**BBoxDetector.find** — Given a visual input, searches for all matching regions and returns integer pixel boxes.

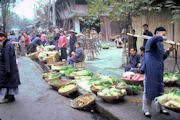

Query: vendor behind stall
[68,42,84,66]
[131,46,145,74]
[28,34,42,53]
[125,48,140,72]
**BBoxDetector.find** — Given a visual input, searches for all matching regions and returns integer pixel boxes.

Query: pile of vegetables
[126,85,142,95]
[48,72,61,80]
[58,83,77,93]
[60,65,73,70]
[71,70,93,76]
[158,88,180,108]
[75,95,95,107]
[164,72,178,83]
[122,72,144,81]
[64,68,75,77]
[98,88,126,96]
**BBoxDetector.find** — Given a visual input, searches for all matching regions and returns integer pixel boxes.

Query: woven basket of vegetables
[58,83,78,96]
[158,88,180,113]
[28,52,38,60]
[46,72,62,82]
[97,88,127,102]
[42,72,57,79]
[71,93,96,110]
[48,80,72,91]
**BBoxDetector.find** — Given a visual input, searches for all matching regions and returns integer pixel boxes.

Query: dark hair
[0,32,7,38]
[154,27,166,34]
[36,34,40,37]
[75,42,81,47]
[140,46,145,52]
[143,24,148,27]
[60,30,64,34]
[130,47,137,52]
[132,29,135,33]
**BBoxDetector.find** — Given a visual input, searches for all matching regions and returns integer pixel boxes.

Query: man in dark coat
[0,32,21,103]
[143,27,173,118]
[68,30,77,57]
[143,24,153,47]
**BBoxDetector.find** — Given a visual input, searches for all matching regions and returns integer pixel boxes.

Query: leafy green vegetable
[64,68,75,76]
[49,72,61,79]
[60,65,73,70]
[127,85,142,95]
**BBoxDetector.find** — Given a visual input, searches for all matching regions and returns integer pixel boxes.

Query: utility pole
[48,0,51,29]
[52,0,56,27]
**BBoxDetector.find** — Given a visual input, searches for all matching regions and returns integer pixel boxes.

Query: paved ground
[0,57,94,120]
[86,47,180,120]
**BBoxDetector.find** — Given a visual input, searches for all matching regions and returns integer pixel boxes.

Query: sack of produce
[58,83,78,96]
[158,88,180,113]
[71,93,96,110]
[28,52,38,60]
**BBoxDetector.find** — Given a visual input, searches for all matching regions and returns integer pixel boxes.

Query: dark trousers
[69,46,76,57]
[26,45,30,54]
[60,48,67,61]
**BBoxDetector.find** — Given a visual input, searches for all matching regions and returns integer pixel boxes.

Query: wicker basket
[45,75,61,82]
[161,104,180,113]
[115,85,127,90]
[71,93,96,110]
[97,90,127,102]
[58,83,78,96]
[42,72,57,79]
[90,85,103,94]
[123,79,143,86]
[48,80,72,91]
[28,52,38,60]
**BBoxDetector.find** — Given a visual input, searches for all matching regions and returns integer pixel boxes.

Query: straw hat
[76,33,84,37]
[67,29,77,34]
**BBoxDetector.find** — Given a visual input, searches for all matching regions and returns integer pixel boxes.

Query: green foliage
[86,0,180,23]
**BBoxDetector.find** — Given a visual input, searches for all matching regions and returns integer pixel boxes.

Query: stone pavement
[86,47,180,120]
[0,57,94,120]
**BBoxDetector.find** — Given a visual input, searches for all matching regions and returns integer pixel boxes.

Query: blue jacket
[69,35,77,47]
[0,40,21,87]
[75,47,84,63]
[31,37,41,47]
[144,35,169,100]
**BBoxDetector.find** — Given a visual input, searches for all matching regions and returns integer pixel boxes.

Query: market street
[0,57,94,120]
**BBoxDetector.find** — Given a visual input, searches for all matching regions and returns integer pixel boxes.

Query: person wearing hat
[0,32,21,103]
[68,30,77,57]
[58,31,67,61]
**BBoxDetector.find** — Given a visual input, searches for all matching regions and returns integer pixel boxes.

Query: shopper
[0,32,21,103]
[143,27,173,118]
[18,32,26,56]
[24,32,30,53]
[68,30,77,57]
[58,31,67,61]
